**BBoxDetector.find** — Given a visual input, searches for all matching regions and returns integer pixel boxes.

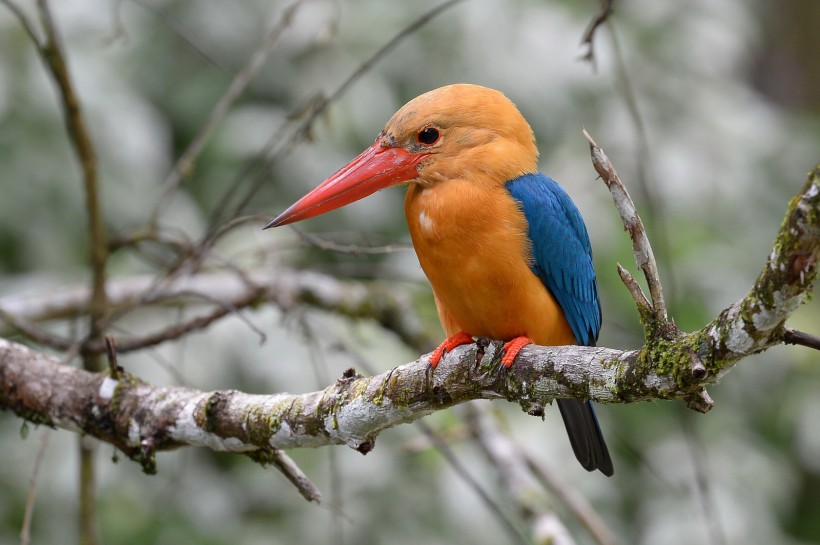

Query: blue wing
[505,173,601,347]
[506,174,613,477]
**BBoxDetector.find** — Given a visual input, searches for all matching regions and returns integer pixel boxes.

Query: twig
[579,0,614,68]
[0,306,75,351]
[36,0,109,346]
[616,263,651,317]
[127,0,226,71]
[148,0,463,295]
[414,419,530,545]
[20,430,50,545]
[106,287,265,353]
[152,0,307,225]
[254,448,323,503]
[0,0,43,45]
[584,129,670,329]
[607,22,678,308]
[468,404,588,545]
[523,448,618,545]
[32,13,110,534]
[104,335,121,379]
[0,267,433,354]
[783,328,820,350]
[680,412,727,545]
[171,289,267,345]
[292,227,412,255]
[214,0,465,225]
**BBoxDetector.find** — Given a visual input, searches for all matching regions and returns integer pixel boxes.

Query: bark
[1,165,817,477]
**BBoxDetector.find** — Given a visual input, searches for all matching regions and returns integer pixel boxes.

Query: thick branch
[1,168,817,474]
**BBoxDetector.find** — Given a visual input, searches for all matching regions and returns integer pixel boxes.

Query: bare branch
[0,0,43,46]
[0,267,433,354]
[783,327,820,350]
[215,0,466,225]
[584,129,670,330]
[36,0,109,344]
[523,448,618,545]
[579,0,614,68]
[251,448,323,504]
[154,0,307,223]
[292,227,413,255]
[468,404,586,545]
[414,419,529,545]
[20,430,50,545]
[616,263,651,319]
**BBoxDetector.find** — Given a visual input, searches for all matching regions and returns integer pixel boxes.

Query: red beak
[265,141,429,229]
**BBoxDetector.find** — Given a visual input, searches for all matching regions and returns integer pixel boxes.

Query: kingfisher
[267,84,613,476]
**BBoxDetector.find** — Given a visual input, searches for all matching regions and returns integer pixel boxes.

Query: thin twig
[36,0,109,346]
[607,22,679,310]
[263,449,323,503]
[149,0,463,293]
[584,129,669,328]
[523,449,618,545]
[292,227,412,255]
[468,404,590,545]
[31,13,111,537]
[19,429,50,545]
[0,306,75,351]
[415,419,530,545]
[216,0,465,225]
[579,0,614,68]
[616,263,651,316]
[103,287,265,353]
[127,0,226,71]
[0,0,43,45]
[680,412,727,545]
[104,335,121,379]
[152,0,307,225]
[171,289,267,344]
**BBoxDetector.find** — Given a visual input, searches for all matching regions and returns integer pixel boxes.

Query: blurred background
[0,0,818,544]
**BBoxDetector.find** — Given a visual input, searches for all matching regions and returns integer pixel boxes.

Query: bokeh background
[0,0,819,544]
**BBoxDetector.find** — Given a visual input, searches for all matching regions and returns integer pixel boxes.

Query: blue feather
[505,173,601,346]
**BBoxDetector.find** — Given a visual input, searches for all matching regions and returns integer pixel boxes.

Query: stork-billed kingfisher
[267,84,613,476]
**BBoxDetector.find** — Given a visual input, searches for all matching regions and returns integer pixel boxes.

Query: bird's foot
[501,336,533,368]
[428,331,474,369]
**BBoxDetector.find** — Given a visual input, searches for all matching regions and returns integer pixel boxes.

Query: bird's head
[266,84,538,228]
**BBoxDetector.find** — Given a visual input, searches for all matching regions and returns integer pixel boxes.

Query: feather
[506,173,613,476]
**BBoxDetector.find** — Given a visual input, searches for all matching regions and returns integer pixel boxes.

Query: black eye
[417,127,440,145]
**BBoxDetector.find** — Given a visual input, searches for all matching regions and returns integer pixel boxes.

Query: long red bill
[265,142,428,229]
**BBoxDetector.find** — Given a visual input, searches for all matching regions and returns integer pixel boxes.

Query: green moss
[108,371,144,415]
[246,448,277,467]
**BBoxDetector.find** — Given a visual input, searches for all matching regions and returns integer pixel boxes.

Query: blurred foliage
[0,0,818,544]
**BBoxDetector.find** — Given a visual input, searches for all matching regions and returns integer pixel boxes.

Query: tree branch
[585,129,670,330]
[2,154,817,464]
[0,267,433,353]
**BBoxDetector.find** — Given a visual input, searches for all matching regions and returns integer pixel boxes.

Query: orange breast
[405,180,576,346]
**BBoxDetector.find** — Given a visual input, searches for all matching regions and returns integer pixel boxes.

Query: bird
[266,84,613,476]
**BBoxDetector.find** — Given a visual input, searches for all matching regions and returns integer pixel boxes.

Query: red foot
[428,331,474,368]
[501,336,533,368]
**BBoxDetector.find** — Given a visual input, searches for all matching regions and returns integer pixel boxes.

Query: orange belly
[405,180,576,346]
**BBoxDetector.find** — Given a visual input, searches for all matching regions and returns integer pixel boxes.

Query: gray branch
[1,164,817,486]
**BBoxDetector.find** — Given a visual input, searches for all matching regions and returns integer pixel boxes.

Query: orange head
[266,84,539,228]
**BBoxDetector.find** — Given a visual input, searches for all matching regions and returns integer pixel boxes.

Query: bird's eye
[417,127,440,145]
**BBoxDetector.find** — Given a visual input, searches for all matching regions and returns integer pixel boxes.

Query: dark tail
[557,398,613,476]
